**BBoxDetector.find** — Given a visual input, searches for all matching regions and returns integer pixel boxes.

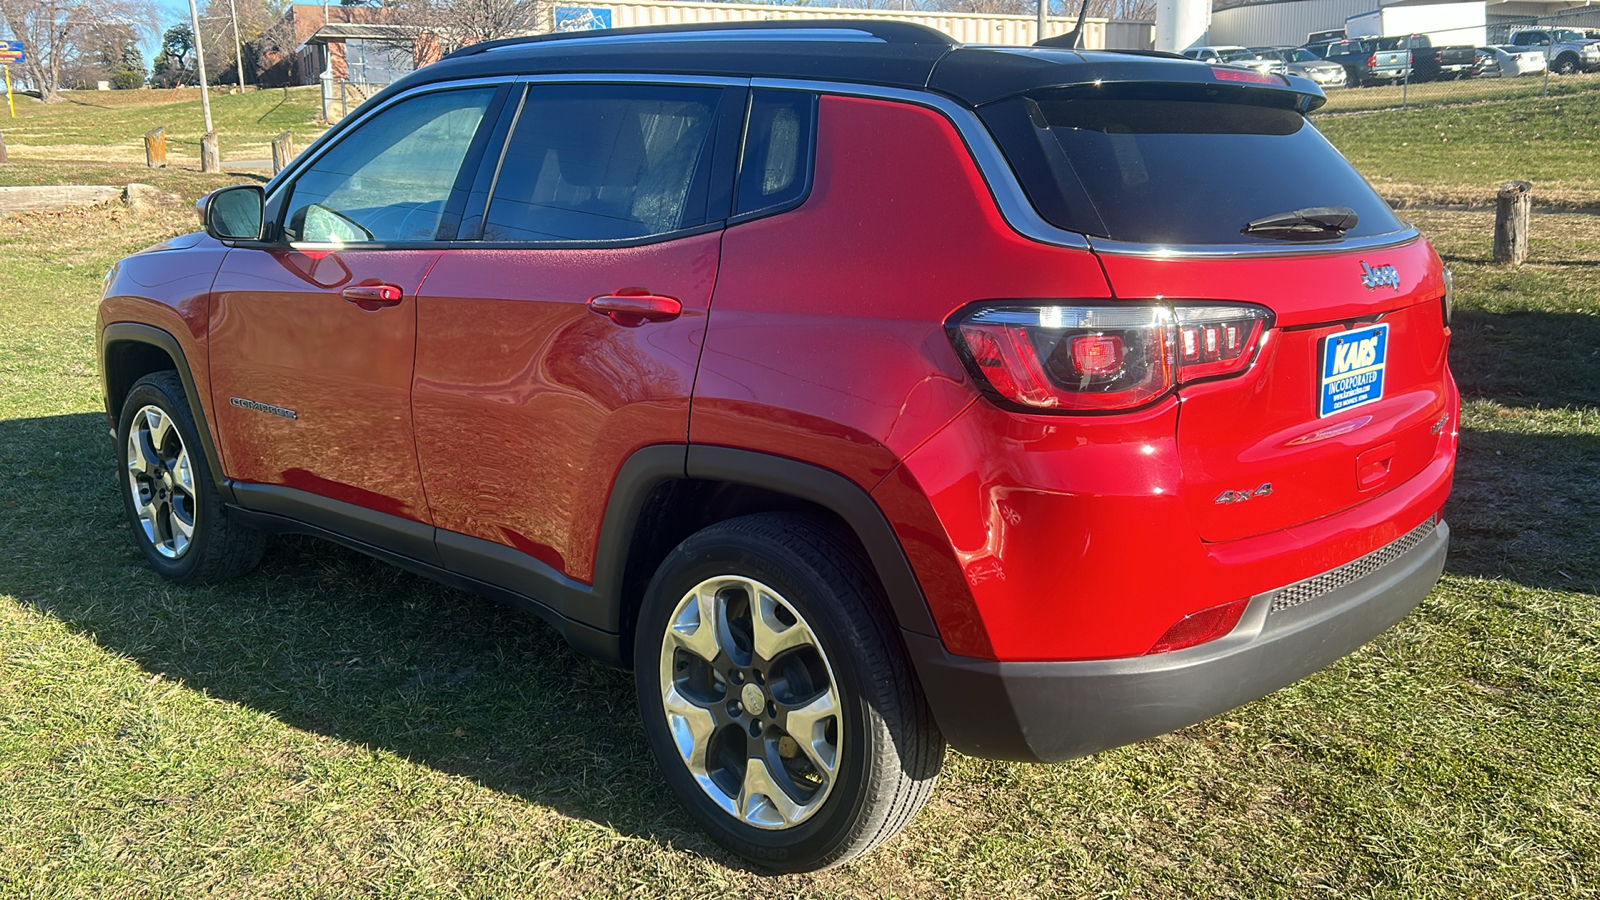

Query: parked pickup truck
[1305,37,1411,86]
[1378,34,1477,81]
[1510,28,1600,74]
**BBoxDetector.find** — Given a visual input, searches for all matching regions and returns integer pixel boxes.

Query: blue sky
[145,0,203,60]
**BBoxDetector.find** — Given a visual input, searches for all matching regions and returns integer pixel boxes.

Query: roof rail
[445,19,960,59]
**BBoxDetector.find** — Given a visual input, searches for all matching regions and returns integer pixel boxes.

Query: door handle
[342,283,403,311]
[588,289,682,327]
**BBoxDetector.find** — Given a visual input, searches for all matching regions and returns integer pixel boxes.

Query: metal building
[574,1,1156,50]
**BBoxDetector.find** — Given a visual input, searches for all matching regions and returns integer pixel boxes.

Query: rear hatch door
[977,77,1452,542]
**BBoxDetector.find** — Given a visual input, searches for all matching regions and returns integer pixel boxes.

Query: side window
[282,87,495,244]
[734,90,815,218]
[482,83,723,242]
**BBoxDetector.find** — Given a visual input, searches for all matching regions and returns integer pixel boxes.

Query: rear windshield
[981,87,1404,246]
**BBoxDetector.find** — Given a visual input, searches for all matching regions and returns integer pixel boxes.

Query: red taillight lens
[1070,334,1124,375]
[951,303,1271,412]
[1211,65,1279,85]
[1367,54,1378,67]
[1174,305,1271,382]
[954,305,1173,411]
[1147,597,1250,654]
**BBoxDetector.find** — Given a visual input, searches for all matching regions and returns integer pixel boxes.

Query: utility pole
[228,0,248,90]
[188,0,217,171]
[1037,0,1048,43]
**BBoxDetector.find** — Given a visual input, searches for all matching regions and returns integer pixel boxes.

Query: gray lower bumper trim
[907,520,1449,762]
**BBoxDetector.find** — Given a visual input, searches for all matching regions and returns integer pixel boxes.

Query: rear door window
[981,87,1404,246]
[482,83,724,242]
[734,89,816,218]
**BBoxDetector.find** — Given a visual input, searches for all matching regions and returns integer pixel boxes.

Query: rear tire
[117,371,266,584]
[633,512,944,872]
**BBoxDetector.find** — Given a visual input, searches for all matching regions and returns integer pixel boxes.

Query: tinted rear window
[982,89,1404,245]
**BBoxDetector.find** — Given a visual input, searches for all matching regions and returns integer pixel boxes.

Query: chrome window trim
[280,73,1424,260]
[753,77,1423,260]
[1088,229,1422,259]
[518,73,752,87]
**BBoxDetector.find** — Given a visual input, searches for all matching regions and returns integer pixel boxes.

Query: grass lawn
[1,85,1598,897]
[1316,69,1600,115]
[0,86,326,194]
[1316,83,1600,208]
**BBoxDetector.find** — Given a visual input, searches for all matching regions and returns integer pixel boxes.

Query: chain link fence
[1297,10,1600,114]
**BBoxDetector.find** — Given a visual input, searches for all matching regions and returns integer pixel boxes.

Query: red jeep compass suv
[99,21,1457,871]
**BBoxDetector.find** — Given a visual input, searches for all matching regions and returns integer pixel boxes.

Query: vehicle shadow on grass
[1443,306,1600,594]
[0,412,736,867]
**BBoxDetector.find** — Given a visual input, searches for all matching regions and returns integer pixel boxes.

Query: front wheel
[1555,54,1579,75]
[634,513,944,871]
[117,371,266,584]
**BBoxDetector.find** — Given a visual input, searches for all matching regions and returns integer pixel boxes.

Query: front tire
[634,513,943,872]
[117,371,266,584]
[1555,54,1579,75]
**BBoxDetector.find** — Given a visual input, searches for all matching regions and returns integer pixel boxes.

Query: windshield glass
[981,88,1405,245]
[1218,48,1257,61]
[1287,49,1319,62]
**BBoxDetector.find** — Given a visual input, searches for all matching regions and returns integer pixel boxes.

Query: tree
[0,0,155,102]
[197,0,279,87]
[150,22,192,88]
[388,0,545,53]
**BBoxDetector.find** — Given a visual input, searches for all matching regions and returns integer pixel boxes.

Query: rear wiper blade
[1242,206,1358,239]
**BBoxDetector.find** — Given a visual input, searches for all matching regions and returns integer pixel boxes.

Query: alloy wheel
[125,404,197,559]
[657,575,843,829]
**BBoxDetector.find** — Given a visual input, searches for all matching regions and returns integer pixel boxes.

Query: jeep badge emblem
[1360,261,1400,291]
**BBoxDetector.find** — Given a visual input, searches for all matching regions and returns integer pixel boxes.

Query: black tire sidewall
[116,376,217,582]
[633,529,884,870]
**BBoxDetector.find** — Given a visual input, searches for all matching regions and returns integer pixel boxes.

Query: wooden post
[144,127,166,168]
[200,130,219,173]
[1493,180,1532,266]
[0,132,7,165]
[271,130,293,174]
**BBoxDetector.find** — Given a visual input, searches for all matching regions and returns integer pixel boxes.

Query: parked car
[100,20,1457,872]
[1251,45,1350,88]
[1181,44,1279,74]
[1305,37,1413,86]
[1510,28,1600,74]
[1475,44,1548,78]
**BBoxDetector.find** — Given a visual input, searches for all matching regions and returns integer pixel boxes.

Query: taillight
[1211,66,1279,85]
[950,303,1272,413]
[1367,54,1377,68]
[1440,265,1454,328]
[1174,305,1271,382]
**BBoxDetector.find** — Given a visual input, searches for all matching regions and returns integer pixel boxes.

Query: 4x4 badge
[1360,261,1400,291]
[1215,483,1273,505]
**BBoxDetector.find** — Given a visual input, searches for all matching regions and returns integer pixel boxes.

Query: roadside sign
[553,8,612,32]
[0,42,18,118]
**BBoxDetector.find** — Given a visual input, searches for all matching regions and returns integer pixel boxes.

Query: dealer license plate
[1319,323,1388,418]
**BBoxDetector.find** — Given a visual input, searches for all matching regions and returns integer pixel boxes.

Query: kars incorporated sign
[0,41,24,64]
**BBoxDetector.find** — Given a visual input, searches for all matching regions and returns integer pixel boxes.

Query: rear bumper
[907,519,1448,763]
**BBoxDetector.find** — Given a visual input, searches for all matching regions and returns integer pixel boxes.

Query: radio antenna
[1035,0,1092,49]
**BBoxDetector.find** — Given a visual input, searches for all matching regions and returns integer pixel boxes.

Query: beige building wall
[598,1,1155,50]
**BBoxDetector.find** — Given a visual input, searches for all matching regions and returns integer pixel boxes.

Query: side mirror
[199,184,266,241]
